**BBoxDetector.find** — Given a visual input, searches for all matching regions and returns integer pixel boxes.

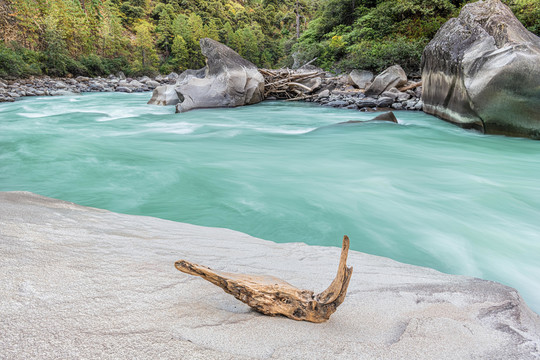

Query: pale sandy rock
[365,65,407,97]
[139,76,152,84]
[147,85,180,106]
[299,76,322,93]
[128,80,143,88]
[146,80,160,89]
[349,69,374,89]
[317,89,330,98]
[0,191,539,359]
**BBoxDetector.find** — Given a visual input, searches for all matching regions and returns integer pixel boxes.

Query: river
[1,92,539,313]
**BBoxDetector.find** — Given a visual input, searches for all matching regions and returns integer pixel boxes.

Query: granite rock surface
[174,38,265,113]
[365,65,407,97]
[421,0,540,138]
[1,191,539,359]
[147,85,180,106]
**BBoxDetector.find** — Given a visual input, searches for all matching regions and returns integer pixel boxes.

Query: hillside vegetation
[292,0,540,74]
[1,0,538,78]
[0,0,318,77]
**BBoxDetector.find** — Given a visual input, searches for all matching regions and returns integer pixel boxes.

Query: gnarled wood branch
[175,236,353,323]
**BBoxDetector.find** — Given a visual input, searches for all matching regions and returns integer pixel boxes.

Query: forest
[1,0,539,78]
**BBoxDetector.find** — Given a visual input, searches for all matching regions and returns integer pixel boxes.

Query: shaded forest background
[1,0,539,78]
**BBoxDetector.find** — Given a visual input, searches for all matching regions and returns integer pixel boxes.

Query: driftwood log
[398,81,422,92]
[175,236,353,323]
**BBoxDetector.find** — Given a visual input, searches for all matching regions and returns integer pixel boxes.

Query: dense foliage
[0,0,318,77]
[292,0,540,74]
[1,0,539,78]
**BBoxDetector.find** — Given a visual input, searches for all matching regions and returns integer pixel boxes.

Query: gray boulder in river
[147,85,180,106]
[170,38,264,113]
[421,0,540,138]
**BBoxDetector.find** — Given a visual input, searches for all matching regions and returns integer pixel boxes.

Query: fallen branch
[175,235,353,323]
[398,81,422,92]
[285,94,315,102]
[299,57,318,68]
[288,82,312,92]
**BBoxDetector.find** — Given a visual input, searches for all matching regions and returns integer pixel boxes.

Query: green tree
[204,19,221,42]
[170,35,189,70]
[156,9,174,55]
[235,26,259,64]
[221,21,236,47]
[100,0,130,57]
[133,20,158,73]
[120,1,145,26]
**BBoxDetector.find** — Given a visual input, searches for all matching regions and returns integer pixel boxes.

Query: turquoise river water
[1,92,539,313]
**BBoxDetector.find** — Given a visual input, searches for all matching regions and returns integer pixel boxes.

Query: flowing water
[1,92,539,313]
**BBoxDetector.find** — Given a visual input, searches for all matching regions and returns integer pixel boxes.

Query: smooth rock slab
[0,191,539,359]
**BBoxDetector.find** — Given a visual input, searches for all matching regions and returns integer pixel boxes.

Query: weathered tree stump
[175,236,353,323]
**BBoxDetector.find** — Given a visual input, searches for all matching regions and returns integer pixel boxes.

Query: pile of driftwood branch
[259,68,324,101]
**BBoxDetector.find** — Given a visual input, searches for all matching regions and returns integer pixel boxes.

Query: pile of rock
[307,65,424,112]
[0,73,173,103]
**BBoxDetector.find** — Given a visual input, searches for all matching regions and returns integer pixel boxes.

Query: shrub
[102,56,130,75]
[44,52,88,77]
[79,54,107,76]
[340,37,428,74]
[0,43,42,78]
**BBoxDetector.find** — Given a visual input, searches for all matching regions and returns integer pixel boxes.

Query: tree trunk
[296,0,300,39]
[142,48,146,69]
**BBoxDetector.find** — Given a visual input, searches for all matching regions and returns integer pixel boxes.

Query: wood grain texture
[175,236,353,323]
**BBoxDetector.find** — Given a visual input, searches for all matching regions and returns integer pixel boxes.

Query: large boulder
[421,0,540,138]
[147,85,180,106]
[364,65,407,97]
[349,69,374,89]
[174,38,264,113]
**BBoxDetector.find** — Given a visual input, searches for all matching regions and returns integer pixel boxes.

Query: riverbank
[293,67,423,112]
[0,73,174,102]
[309,85,423,112]
[1,191,539,359]
[0,67,424,113]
